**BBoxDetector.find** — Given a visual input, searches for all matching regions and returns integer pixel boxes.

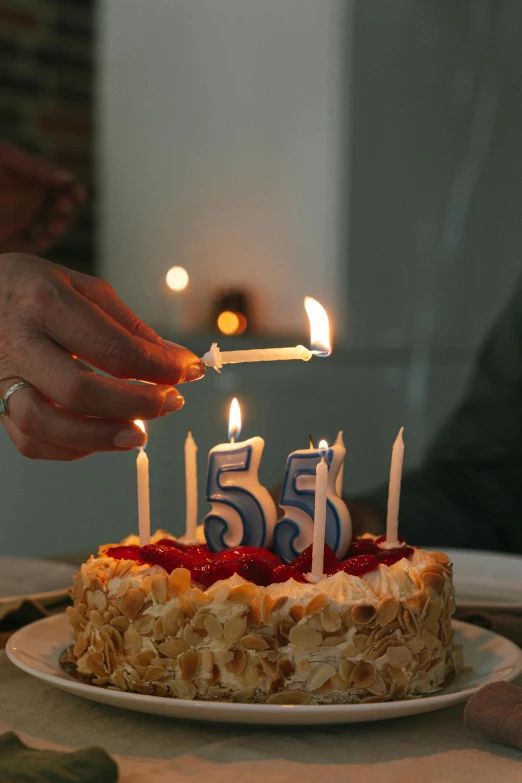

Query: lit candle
[384,427,405,547]
[184,429,198,543]
[273,438,351,563]
[135,420,150,546]
[204,398,277,552]
[311,442,329,580]
[202,297,331,372]
[334,430,344,496]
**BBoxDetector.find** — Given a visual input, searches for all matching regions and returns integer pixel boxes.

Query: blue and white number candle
[204,398,277,552]
[273,436,351,564]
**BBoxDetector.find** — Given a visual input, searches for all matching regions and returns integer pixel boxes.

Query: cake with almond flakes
[65,531,461,704]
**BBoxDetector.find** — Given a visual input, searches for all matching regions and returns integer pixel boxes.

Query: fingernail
[185,361,206,383]
[113,428,146,449]
[161,389,185,414]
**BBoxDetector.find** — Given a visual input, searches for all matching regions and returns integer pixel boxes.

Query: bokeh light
[166,266,189,291]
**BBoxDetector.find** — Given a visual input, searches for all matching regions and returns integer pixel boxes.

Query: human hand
[0,143,85,254]
[0,253,206,460]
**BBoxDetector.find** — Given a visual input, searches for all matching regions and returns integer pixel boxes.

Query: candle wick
[308,433,314,448]
[230,435,235,444]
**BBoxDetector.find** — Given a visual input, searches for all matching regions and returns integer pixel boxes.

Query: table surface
[0,636,521,783]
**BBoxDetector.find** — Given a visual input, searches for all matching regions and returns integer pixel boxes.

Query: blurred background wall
[1,0,521,557]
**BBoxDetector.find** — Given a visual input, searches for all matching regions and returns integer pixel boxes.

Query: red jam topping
[105,537,415,588]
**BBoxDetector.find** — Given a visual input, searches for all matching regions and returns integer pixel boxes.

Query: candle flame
[228,398,242,442]
[318,439,328,450]
[135,420,146,434]
[304,297,331,356]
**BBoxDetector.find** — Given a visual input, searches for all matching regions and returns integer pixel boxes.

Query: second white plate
[445,549,522,610]
[6,615,522,726]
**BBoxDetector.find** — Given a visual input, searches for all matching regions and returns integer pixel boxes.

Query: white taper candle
[311,451,329,579]
[184,429,198,542]
[385,427,405,546]
[334,430,345,495]
[136,446,151,546]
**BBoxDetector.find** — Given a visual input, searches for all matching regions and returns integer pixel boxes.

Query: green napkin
[0,733,118,783]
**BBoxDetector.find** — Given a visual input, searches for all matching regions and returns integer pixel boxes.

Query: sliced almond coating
[93,590,108,612]
[110,615,130,632]
[73,635,88,657]
[323,635,344,647]
[289,605,306,623]
[133,650,156,667]
[111,668,127,690]
[165,680,197,700]
[421,629,439,650]
[365,673,387,696]
[275,619,294,646]
[231,686,254,702]
[204,614,224,639]
[168,568,191,597]
[200,649,214,675]
[144,665,166,682]
[409,636,423,654]
[133,682,154,695]
[269,676,284,694]
[424,616,440,635]
[123,625,142,655]
[339,659,355,683]
[305,593,329,617]
[158,639,189,658]
[133,615,155,635]
[421,571,444,595]
[330,673,347,691]
[248,602,262,627]
[341,643,359,659]
[186,587,212,607]
[139,576,152,597]
[277,658,295,678]
[266,690,310,705]
[386,645,413,669]
[183,624,205,646]
[152,683,168,697]
[229,583,257,604]
[208,583,230,603]
[352,661,376,689]
[180,649,200,681]
[151,574,168,604]
[85,652,107,678]
[321,606,342,633]
[240,633,270,651]
[153,617,164,641]
[353,633,369,653]
[288,623,322,649]
[392,683,407,699]
[179,595,196,618]
[307,663,336,692]
[260,657,278,677]
[271,596,289,613]
[352,604,377,625]
[71,574,84,600]
[376,596,399,626]
[162,606,183,638]
[89,610,104,630]
[75,602,88,616]
[225,648,247,675]
[120,588,145,620]
[417,649,432,669]
[66,607,87,631]
[224,615,247,643]
[152,656,175,667]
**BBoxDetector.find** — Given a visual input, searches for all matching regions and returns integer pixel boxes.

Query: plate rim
[0,557,76,606]
[6,614,522,723]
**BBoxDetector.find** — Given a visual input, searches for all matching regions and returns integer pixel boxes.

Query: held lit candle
[202,297,331,372]
[204,398,277,552]
[310,441,329,580]
[134,420,150,546]
[334,430,344,496]
[384,427,405,547]
[184,429,198,543]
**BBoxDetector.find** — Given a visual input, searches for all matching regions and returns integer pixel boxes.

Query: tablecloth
[0,649,520,783]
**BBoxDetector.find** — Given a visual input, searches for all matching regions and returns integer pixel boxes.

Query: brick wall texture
[0,0,95,274]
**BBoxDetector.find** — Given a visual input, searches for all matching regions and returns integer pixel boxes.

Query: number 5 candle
[204,398,277,552]
[273,437,351,563]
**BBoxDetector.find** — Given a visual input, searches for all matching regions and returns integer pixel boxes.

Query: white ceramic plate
[7,615,522,726]
[0,557,76,607]
[444,549,522,611]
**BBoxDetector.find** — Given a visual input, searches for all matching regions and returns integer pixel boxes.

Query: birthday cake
[65,532,460,704]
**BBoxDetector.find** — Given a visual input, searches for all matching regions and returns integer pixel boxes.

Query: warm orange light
[135,419,146,434]
[217,310,247,335]
[228,398,242,442]
[305,297,331,356]
[318,439,328,450]
[166,266,189,291]
[217,311,240,335]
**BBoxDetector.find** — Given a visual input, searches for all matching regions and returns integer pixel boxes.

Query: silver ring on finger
[0,380,34,417]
